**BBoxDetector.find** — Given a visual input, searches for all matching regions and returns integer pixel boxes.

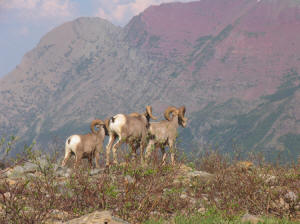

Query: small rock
[259,173,277,185]
[55,182,74,198]
[179,164,193,172]
[285,191,298,203]
[38,157,49,169]
[265,175,277,185]
[280,198,285,207]
[22,157,50,173]
[52,164,59,171]
[187,170,213,179]
[4,192,11,198]
[124,175,135,184]
[197,207,206,214]
[26,173,39,179]
[150,211,162,216]
[6,166,25,178]
[201,194,209,201]
[180,193,188,200]
[0,168,11,178]
[22,162,39,173]
[55,167,72,178]
[189,197,197,205]
[65,210,129,224]
[241,213,263,224]
[174,164,214,185]
[48,209,70,220]
[90,168,103,176]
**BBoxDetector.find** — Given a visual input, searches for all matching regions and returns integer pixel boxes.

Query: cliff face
[1,0,300,160]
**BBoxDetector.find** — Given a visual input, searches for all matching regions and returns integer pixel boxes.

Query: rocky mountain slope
[1,0,300,160]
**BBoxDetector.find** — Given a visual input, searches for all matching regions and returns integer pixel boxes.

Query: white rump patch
[66,135,81,150]
[110,114,126,135]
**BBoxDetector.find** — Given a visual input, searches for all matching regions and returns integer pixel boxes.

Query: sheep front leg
[145,139,155,163]
[105,134,116,166]
[168,140,176,165]
[94,144,102,168]
[161,147,167,165]
[140,137,147,165]
[88,153,94,168]
[75,152,83,168]
[130,142,137,163]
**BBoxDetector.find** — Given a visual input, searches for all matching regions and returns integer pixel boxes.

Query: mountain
[1,0,300,161]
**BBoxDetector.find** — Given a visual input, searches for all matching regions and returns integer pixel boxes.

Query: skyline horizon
[0,0,192,78]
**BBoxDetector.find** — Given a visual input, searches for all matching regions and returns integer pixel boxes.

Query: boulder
[174,164,214,184]
[124,175,135,185]
[284,191,298,203]
[241,213,263,224]
[55,166,72,178]
[89,168,103,176]
[6,165,25,179]
[65,210,129,224]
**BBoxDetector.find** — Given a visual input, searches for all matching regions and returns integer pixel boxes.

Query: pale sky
[0,0,193,78]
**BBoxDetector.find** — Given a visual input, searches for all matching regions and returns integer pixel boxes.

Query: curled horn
[104,119,110,136]
[164,106,178,121]
[179,106,186,120]
[146,105,157,120]
[90,119,105,134]
[129,112,140,117]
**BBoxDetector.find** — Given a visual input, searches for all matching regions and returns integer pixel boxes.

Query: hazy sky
[0,0,192,78]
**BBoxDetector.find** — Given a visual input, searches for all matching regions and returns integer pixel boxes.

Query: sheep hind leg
[62,148,72,167]
[161,147,167,166]
[105,134,116,167]
[140,137,147,166]
[112,139,123,165]
[94,144,102,169]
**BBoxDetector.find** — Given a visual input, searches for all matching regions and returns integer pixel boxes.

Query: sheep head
[178,106,187,127]
[164,106,187,127]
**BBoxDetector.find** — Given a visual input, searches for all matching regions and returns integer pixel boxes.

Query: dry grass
[0,143,299,223]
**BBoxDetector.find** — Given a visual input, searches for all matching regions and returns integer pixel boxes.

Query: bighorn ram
[62,119,106,168]
[105,106,157,166]
[145,106,187,165]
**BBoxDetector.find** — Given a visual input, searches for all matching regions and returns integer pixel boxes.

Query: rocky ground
[0,153,299,223]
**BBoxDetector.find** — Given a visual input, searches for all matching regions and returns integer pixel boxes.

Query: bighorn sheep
[62,119,106,168]
[145,106,187,165]
[105,106,157,166]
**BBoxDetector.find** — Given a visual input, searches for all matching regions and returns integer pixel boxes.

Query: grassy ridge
[0,138,299,223]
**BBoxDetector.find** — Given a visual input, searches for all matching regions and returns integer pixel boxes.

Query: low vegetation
[0,137,299,223]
